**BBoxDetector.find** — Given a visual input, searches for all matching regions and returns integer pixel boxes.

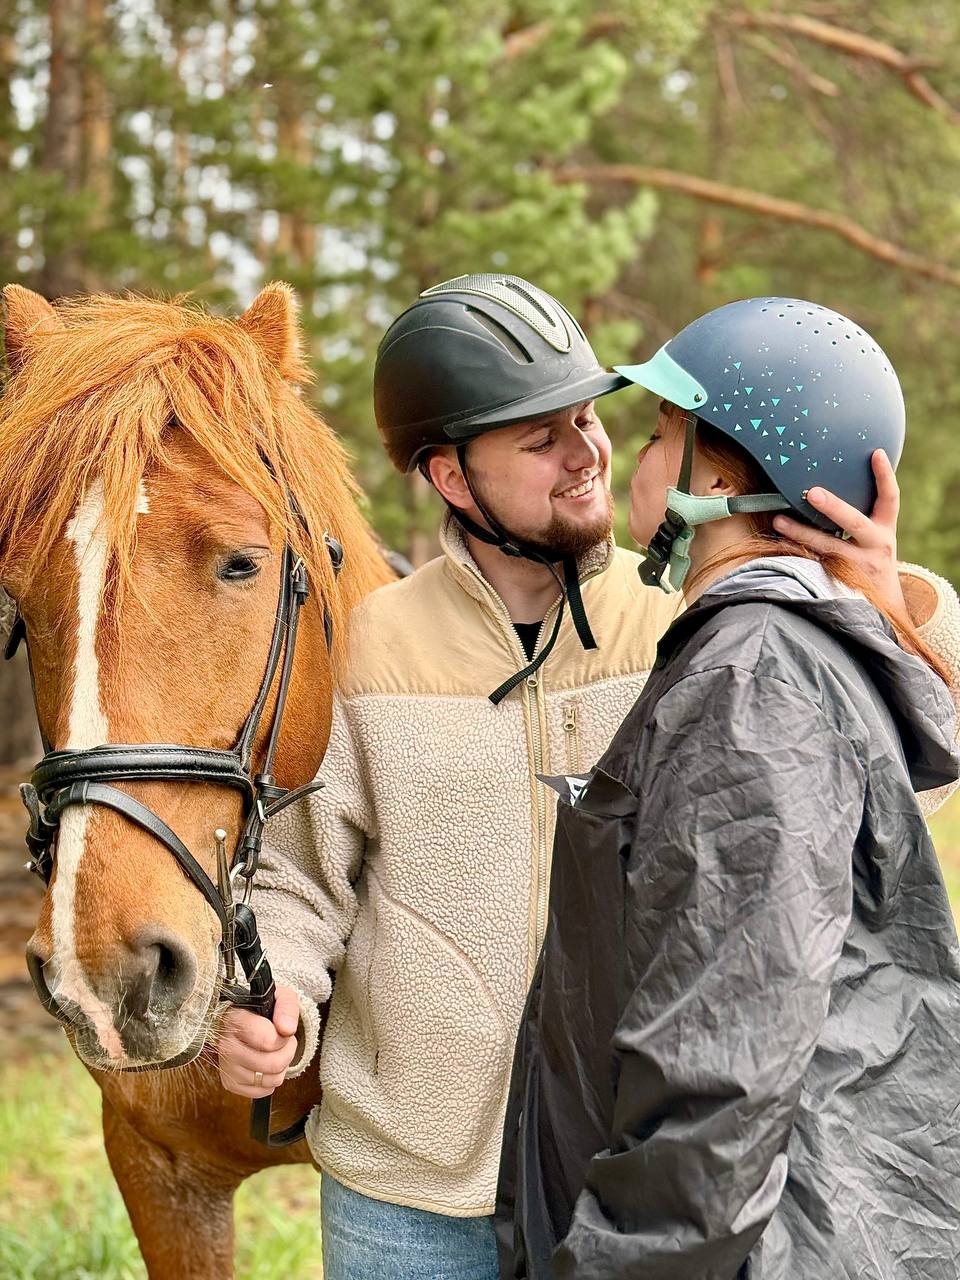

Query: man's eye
[526,436,554,453]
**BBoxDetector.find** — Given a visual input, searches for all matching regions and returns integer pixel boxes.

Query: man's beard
[471,474,615,561]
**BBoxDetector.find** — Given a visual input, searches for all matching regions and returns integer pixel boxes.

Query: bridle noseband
[8,502,342,1147]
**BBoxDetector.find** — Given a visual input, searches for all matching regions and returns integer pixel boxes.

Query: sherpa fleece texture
[251,529,960,1218]
[252,519,680,1215]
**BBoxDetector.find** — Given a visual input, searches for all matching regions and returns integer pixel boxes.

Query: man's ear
[427,448,472,510]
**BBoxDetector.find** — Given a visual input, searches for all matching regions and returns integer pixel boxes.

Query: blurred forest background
[5,0,960,757]
[3,0,960,565]
[1,4,959,1274]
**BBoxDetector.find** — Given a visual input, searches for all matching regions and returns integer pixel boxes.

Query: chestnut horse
[0,283,393,1276]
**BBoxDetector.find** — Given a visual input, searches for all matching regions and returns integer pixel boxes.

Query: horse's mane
[0,292,393,675]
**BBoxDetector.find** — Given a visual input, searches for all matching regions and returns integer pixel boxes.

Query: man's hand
[773,448,905,612]
[217,983,301,1099]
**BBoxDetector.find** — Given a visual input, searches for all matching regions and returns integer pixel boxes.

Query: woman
[495,297,960,1279]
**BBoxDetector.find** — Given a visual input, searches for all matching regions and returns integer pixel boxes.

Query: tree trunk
[38,0,87,297]
[0,9,16,273]
[0,648,40,769]
[82,0,112,238]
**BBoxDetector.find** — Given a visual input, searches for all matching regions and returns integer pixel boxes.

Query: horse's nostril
[25,942,59,1016]
[125,928,197,1018]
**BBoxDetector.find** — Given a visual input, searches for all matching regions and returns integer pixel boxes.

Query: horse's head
[0,283,390,1070]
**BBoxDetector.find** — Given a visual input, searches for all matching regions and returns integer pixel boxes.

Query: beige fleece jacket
[252,523,960,1218]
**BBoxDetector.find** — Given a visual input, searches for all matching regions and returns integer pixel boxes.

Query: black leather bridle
[5,505,342,1147]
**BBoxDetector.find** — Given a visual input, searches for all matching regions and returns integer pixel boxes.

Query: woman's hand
[217,983,301,1099]
[772,449,905,612]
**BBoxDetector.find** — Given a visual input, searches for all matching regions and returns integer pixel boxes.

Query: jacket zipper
[460,561,604,963]
[527,611,551,959]
[562,702,580,773]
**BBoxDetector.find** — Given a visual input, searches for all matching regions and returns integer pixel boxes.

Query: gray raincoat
[496,558,960,1279]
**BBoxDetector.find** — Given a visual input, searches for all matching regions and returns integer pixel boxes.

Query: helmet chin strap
[639,415,792,595]
[453,443,598,705]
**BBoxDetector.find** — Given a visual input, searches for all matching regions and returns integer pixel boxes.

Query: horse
[0,282,394,1277]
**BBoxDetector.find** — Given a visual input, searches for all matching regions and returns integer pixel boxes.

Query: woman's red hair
[691,421,950,685]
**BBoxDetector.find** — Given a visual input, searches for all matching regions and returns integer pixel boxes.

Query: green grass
[0,1053,322,1279]
[3,790,960,1279]
[931,790,960,922]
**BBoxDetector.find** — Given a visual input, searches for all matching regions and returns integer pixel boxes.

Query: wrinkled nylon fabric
[496,569,960,1280]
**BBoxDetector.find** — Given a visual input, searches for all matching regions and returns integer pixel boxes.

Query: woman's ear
[690,449,737,499]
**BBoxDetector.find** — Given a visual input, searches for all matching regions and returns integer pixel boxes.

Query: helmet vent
[420,273,573,353]
[469,310,534,363]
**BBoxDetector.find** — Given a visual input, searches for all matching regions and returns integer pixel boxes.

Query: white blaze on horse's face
[47,479,153,1061]
[48,478,116,1055]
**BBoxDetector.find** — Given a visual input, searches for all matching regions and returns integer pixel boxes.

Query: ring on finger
[254,1070,264,1087]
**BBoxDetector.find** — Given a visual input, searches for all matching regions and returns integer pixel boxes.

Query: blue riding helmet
[614,297,906,592]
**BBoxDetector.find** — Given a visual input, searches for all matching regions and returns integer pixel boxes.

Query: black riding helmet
[374,274,627,702]
[374,273,629,473]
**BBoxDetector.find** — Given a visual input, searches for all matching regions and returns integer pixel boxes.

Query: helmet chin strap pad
[638,415,792,595]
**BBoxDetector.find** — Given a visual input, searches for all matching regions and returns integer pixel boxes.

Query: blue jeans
[320,1171,500,1280]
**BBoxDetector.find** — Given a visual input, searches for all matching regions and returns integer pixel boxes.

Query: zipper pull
[563,704,577,733]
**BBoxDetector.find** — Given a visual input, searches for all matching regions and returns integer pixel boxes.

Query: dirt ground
[0,766,64,1049]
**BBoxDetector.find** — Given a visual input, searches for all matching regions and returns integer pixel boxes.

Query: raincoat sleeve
[250,695,373,1075]
[555,665,867,1280]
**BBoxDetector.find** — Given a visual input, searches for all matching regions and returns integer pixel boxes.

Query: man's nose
[564,430,601,472]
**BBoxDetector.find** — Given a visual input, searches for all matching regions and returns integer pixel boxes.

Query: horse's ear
[239,282,311,384]
[2,285,64,376]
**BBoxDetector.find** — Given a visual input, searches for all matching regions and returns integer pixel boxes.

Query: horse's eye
[218,553,263,582]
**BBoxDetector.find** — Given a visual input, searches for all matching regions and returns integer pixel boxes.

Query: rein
[6,500,342,1148]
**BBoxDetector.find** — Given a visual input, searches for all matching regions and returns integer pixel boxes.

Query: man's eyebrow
[517,402,591,438]
[517,418,555,439]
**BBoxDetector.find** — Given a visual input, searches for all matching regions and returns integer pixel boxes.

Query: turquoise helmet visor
[613,345,709,413]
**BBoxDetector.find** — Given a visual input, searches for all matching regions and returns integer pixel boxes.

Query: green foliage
[2,0,959,578]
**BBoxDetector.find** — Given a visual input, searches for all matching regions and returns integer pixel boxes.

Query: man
[216,275,960,1280]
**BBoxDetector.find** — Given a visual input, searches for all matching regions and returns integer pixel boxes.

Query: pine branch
[725,11,960,124]
[742,32,840,97]
[553,165,960,289]
[502,13,623,61]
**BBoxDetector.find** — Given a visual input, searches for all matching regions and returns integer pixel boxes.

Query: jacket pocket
[324,876,512,1172]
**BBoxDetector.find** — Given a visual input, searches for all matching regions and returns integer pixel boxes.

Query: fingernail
[773,515,788,529]
[807,487,824,503]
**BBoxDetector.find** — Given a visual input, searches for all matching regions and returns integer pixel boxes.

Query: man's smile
[554,473,598,501]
